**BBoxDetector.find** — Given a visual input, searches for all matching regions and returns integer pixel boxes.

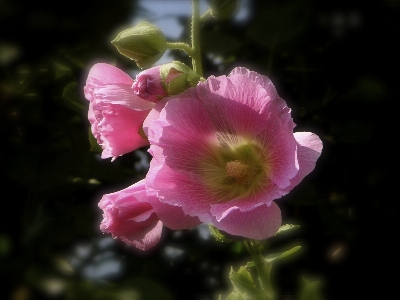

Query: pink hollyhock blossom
[132,66,167,103]
[99,179,200,250]
[144,67,323,240]
[84,63,160,160]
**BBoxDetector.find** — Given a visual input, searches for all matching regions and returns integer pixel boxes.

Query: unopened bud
[132,65,167,103]
[111,21,167,69]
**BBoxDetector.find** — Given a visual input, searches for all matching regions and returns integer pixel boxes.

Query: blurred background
[1,0,398,299]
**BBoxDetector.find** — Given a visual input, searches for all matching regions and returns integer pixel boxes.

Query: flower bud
[111,21,167,69]
[132,66,167,103]
[207,0,239,20]
[160,61,202,96]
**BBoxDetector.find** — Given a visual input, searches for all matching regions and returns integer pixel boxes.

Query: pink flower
[144,67,323,240]
[84,63,160,160]
[99,179,200,250]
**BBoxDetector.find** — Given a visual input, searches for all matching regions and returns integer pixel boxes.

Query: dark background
[1,0,398,299]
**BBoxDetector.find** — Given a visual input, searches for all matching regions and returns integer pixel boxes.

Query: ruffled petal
[90,102,150,160]
[84,63,156,160]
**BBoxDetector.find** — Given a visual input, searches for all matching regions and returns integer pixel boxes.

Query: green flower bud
[207,0,239,20]
[111,21,167,69]
[160,61,203,96]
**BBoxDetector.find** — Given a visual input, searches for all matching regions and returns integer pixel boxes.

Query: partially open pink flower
[84,63,157,160]
[99,179,200,250]
[98,180,162,250]
[144,67,322,240]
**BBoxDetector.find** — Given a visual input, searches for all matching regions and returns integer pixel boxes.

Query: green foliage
[62,81,85,113]
[298,277,324,300]
[208,224,234,242]
[226,266,266,299]
[275,224,301,236]
[264,246,302,263]
[88,128,102,153]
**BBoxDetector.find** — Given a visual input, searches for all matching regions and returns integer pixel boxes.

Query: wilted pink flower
[99,179,200,250]
[84,63,160,160]
[144,67,323,240]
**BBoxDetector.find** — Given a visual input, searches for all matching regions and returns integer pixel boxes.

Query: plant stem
[191,0,203,77]
[245,240,275,300]
[166,42,194,57]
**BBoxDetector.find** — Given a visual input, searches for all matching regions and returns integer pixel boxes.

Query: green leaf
[298,277,324,300]
[264,246,302,263]
[246,246,301,268]
[208,224,233,243]
[0,234,11,257]
[229,266,256,293]
[62,81,85,113]
[53,61,73,79]
[229,266,266,299]
[225,289,245,300]
[275,224,300,236]
[88,127,102,153]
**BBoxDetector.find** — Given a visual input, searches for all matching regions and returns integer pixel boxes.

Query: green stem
[191,0,203,77]
[166,42,194,57]
[245,240,274,300]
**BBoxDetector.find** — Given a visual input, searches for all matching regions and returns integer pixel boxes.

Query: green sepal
[160,61,201,96]
[208,224,233,243]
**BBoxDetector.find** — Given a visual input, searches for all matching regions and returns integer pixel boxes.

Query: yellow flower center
[198,138,271,203]
[225,160,249,184]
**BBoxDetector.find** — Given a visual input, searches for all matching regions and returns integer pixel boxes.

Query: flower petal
[284,132,323,191]
[119,218,163,251]
[93,84,155,111]
[151,201,202,230]
[86,63,134,86]
[90,101,150,160]
[132,179,202,230]
[212,202,282,240]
